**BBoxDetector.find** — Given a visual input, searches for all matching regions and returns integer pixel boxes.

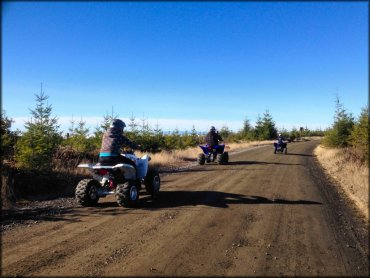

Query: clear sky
[2,1,368,133]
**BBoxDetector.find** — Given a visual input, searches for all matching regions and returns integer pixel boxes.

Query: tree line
[2,90,366,171]
[322,96,368,163]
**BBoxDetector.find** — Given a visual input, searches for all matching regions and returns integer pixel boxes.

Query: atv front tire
[223,152,229,164]
[75,179,100,206]
[198,153,205,165]
[116,181,139,207]
[145,169,161,196]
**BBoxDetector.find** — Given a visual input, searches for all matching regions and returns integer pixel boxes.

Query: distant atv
[274,142,288,154]
[198,144,229,165]
[75,152,160,207]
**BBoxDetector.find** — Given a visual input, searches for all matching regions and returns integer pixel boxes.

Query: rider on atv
[277,133,285,144]
[205,126,223,161]
[274,133,287,153]
[99,119,141,168]
[76,118,160,207]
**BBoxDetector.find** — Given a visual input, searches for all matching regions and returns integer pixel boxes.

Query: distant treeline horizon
[1,91,367,170]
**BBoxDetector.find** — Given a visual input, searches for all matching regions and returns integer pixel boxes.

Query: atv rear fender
[78,163,136,180]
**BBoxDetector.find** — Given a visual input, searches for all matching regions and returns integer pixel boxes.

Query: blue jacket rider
[277,133,285,145]
[274,133,287,154]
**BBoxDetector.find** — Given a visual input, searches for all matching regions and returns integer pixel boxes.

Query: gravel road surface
[2,140,368,277]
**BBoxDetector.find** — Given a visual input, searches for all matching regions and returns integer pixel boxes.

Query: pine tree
[1,110,17,159]
[127,113,139,133]
[254,111,277,140]
[182,125,199,148]
[153,122,165,150]
[349,106,369,161]
[254,114,264,140]
[323,96,354,148]
[241,117,254,140]
[15,88,62,170]
[219,125,231,139]
[91,124,104,151]
[165,128,182,149]
[64,118,91,152]
[100,112,118,131]
[137,118,155,151]
[242,117,252,134]
[68,116,76,137]
[189,125,199,146]
[261,110,277,140]
[126,113,139,143]
[289,127,299,141]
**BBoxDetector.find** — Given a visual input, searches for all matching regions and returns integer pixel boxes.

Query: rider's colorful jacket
[99,127,138,157]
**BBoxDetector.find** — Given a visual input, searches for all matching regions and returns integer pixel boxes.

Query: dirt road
[2,140,368,277]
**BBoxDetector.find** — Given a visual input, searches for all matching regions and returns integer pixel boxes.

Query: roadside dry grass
[314,145,369,220]
[52,140,274,174]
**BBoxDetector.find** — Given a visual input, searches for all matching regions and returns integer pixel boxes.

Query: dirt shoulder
[314,145,368,221]
[306,146,369,273]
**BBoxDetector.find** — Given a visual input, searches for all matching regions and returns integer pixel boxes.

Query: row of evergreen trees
[2,90,366,171]
[1,92,204,170]
[322,97,369,162]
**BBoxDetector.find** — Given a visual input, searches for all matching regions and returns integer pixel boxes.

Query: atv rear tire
[116,181,139,207]
[217,152,229,165]
[198,153,205,165]
[75,179,100,206]
[145,169,160,196]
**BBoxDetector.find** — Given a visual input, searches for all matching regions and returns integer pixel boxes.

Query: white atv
[75,152,160,207]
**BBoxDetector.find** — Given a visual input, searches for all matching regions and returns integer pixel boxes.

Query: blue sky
[2,1,368,133]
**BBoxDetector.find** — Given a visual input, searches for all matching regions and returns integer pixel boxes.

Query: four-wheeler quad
[274,142,288,154]
[198,144,229,165]
[75,152,160,207]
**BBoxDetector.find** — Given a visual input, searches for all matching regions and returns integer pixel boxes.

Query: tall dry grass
[50,141,274,174]
[53,140,274,184]
[314,145,369,220]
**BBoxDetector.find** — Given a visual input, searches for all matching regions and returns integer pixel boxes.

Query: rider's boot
[212,151,217,162]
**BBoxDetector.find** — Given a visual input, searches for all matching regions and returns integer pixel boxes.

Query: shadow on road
[2,191,322,227]
[140,191,322,209]
[286,153,316,157]
[160,168,215,174]
[228,161,304,166]
[161,161,305,175]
